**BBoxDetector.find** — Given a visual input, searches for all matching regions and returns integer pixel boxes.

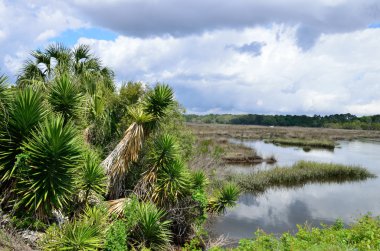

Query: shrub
[105,220,127,251]
[16,115,81,219]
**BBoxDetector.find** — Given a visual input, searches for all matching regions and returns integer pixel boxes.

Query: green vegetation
[186,113,380,130]
[0,43,240,250]
[266,138,335,149]
[1,42,378,251]
[211,215,380,251]
[233,161,375,194]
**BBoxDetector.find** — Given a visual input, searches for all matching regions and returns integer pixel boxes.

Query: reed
[266,138,336,149]
[233,161,376,194]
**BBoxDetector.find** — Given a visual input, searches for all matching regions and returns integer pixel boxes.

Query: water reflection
[213,140,380,239]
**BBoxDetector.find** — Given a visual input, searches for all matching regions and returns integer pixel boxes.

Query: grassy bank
[265,138,335,149]
[211,214,380,251]
[187,123,380,141]
[232,161,376,194]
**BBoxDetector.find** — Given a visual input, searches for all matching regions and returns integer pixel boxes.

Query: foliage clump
[0,43,240,250]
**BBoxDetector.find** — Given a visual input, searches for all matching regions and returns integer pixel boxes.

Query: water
[212,139,380,239]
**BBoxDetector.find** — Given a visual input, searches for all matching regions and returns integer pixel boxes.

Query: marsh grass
[233,161,376,194]
[266,138,336,149]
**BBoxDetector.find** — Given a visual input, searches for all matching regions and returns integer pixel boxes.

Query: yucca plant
[78,151,107,203]
[102,106,152,199]
[135,134,180,198]
[0,87,46,181]
[16,115,81,219]
[0,74,9,115]
[190,170,209,191]
[208,182,241,214]
[152,159,191,205]
[130,202,172,250]
[143,84,174,131]
[41,205,107,250]
[48,73,82,122]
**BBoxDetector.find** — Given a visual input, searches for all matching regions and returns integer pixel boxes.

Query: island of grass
[232,161,376,194]
[265,138,336,150]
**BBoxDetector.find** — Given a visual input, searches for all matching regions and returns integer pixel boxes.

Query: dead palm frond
[108,197,130,216]
[101,107,152,199]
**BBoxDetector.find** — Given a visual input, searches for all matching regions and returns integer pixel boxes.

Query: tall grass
[266,138,336,149]
[234,161,376,194]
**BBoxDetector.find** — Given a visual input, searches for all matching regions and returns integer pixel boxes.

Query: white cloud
[1,0,379,115]
[0,0,85,76]
[78,26,380,115]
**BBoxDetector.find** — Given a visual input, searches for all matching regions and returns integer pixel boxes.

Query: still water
[212,140,380,239]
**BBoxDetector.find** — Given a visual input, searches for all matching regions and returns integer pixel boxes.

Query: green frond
[144,84,174,128]
[153,159,191,205]
[79,150,107,201]
[48,73,82,121]
[0,87,46,180]
[16,115,81,218]
[128,106,153,125]
[191,170,209,191]
[130,202,172,250]
[17,59,46,86]
[208,182,240,214]
[149,134,179,168]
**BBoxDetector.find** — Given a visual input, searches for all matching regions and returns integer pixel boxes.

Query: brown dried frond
[108,197,130,216]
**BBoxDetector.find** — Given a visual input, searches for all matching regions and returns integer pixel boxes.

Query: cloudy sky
[1,0,380,115]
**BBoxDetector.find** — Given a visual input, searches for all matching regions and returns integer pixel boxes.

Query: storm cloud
[1,0,380,115]
[69,0,380,49]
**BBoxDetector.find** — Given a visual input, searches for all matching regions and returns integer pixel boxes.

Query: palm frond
[108,197,129,216]
[102,121,145,199]
[102,107,152,199]
[0,75,10,117]
[17,59,45,86]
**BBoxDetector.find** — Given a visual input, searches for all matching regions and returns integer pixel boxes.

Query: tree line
[185,113,380,130]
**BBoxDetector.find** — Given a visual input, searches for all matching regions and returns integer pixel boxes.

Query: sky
[1,0,380,115]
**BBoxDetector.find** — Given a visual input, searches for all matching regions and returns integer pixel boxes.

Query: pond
[212,139,380,239]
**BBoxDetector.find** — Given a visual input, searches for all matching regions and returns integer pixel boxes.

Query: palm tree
[17,43,114,93]
[102,106,152,199]
[102,84,174,199]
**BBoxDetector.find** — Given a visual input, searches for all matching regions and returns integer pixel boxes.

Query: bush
[211,215,380,251]
[105,220,127,251]
[16,115,81,219]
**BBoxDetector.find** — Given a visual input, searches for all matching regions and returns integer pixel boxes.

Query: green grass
[265,138,336,149]
[233,161,376,194]
[210,215,380,251]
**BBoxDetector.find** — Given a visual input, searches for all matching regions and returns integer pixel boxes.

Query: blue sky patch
[368,22,380,29]
[50,27,118,46]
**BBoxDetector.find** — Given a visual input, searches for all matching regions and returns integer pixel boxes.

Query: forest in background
[185,113,380,130]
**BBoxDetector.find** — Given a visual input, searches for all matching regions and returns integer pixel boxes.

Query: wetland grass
[265,138,336,149]
[233,161,376,194]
